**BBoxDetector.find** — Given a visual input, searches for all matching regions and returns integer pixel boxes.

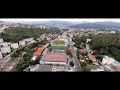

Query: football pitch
[51,46,67,50]
[53,40,64,45]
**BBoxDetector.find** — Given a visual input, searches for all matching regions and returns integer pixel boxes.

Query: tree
[30,56,41,65]
[66,48,71,55]
[95,54,103,61]
[70,61,74,67]
[48,47,52,52]
[87,59,93,64]
[66,48,72,57]
[82,66,90,72]
[81,62,87,67]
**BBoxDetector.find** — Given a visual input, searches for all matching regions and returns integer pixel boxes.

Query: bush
[81,62,87,67]
[82,66,90,72]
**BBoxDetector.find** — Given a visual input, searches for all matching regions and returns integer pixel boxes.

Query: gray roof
[36,65,53,72]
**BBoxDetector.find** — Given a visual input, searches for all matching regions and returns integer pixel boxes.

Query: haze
[0,18,120,23]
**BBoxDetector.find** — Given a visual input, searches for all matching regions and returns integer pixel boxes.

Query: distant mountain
[69,22,120,30]
[21,20,74,27]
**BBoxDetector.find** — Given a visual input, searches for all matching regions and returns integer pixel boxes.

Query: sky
[1,18,120,23]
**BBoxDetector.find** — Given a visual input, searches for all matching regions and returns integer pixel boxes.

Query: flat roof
[36,65,66,72]
[43,52,67,62]
[33,47,44,56]
[36,65,53,71]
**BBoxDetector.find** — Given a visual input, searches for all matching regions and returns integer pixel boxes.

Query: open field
[51,46,67,50]
[52,40,64,45]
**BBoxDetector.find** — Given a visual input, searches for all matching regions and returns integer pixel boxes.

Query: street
[68,37,82,72]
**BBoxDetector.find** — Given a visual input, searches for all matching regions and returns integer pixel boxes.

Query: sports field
[53,40,64,45]
[51,46,67,50]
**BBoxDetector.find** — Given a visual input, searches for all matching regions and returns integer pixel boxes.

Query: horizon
[1,18,120,23]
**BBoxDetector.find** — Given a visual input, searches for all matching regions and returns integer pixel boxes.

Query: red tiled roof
[44,52,67,62]
[33,47,44,56]
[88,53,96,61]
[79,55,84,60]
[79,49,87,54]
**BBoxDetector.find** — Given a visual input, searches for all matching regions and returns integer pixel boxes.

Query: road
[68,37,82,72]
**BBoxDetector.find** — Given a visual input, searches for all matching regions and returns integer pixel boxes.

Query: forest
[90,33,120,62]
[0,27,61,42]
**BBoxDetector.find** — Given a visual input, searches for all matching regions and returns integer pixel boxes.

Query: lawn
[53,40,64,45]
[86,64,99,69]
[51,46,67,50]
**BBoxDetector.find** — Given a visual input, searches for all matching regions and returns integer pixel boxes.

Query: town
[0,19,120,72]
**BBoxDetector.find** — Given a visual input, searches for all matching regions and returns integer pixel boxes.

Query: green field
[53,40,64,45]
[51,46,67,50]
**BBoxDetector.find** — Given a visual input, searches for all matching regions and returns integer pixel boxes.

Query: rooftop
[33,47,44,56]
[88,53,96,61]
[43,52,67,62]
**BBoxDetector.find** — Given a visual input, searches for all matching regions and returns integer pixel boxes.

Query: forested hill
[90,33,120,62]
[0,27,61,42]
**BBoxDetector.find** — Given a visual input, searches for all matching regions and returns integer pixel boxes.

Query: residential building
[10,43,19,49]
[19,40,26,46]
[1,46,11,54]
[88,53,96,62]
[0,42,8,47]
[0,38,3,43]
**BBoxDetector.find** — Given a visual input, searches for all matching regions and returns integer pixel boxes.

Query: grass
[53,40,64,45]
[9,57,20,63]
[51,46,67,50]
[86,64,99,69]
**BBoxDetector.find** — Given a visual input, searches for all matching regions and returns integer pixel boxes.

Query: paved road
[69,37,82,72]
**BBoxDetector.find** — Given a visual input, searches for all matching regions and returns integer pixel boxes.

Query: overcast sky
[0,18,120,22]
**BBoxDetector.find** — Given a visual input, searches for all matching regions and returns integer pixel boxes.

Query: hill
[0,27,61,42]
[68,22,120,30]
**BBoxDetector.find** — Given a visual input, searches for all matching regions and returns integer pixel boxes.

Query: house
[79,55,84,60]
[88,53,96,62]
[86,39,91,43]
[79,49,87,55]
